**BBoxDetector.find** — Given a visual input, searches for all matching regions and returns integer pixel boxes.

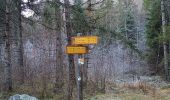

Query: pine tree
[144,0,170,80]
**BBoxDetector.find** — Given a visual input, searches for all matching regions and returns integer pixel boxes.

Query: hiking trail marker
[78,58,85,65]
[71,36,98,45]
[66,46,88,54]
[65,35,98,100]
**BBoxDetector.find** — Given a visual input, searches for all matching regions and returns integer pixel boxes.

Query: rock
[9,94,20,100]
[9,94,38,100]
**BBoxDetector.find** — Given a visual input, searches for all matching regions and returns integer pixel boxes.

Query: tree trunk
[82,0,92,88]
[161,0,169,80]
[3,0,24,85]
[64,0,76,99]
[54,0,64,93]
[4,0,12,92]
[18,0,24,84]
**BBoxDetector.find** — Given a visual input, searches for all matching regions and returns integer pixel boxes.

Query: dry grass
[1,81,170,100]
[119,81,156,96]
[88,90,170,100]
[87,81,170,100]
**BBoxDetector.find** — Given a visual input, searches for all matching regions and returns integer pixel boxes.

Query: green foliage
[144,0,163,68]
[144,0,170,75]
[0,0,6,33]
[43,5,55,24]
[72,4,90,33]
[155,25,170,43]
[93,26,140,54]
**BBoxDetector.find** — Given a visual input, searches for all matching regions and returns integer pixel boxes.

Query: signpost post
[75,33,83,100]
[77,54,83,100]
[66,34,98,100]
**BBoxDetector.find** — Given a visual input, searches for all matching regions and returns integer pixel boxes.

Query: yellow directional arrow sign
[71,36,98,45]
[66,46,88,54]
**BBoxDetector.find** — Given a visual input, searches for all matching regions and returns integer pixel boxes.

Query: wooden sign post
[77,54,83,100]
[65,35,98,100]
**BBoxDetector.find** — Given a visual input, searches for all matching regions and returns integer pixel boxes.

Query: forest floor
[86,76,170,100]
[87,87,170,100]
[1,76,170,100]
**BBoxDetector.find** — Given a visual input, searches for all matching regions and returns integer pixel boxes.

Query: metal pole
[76,33,83,100]
[76,54,83,100]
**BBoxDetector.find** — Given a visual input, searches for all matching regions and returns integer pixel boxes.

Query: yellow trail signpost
[71,36,98,45]
[66,46,88,54]
[66,35,98,100]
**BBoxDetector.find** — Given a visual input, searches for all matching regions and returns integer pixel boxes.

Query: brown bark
[18,0,24,84]
[161,0,169,80]
[4,0,12,92]
[54,0,64,93]
[64,0,76,99]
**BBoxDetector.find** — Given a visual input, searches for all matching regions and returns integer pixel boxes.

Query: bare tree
[64,0,76,99]
[4,0,12,92]
[54,0,64,93]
